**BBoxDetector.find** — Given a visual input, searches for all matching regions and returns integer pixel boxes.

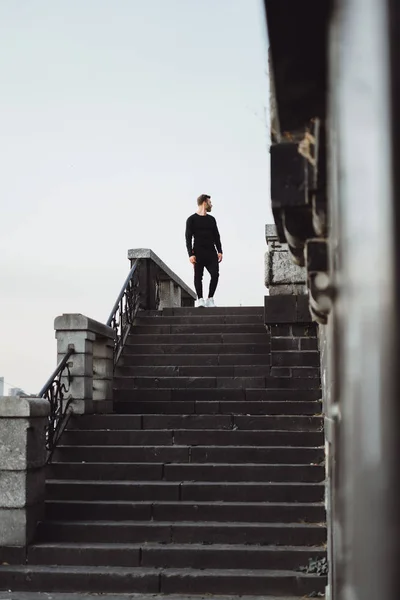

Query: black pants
[194,252,219,299]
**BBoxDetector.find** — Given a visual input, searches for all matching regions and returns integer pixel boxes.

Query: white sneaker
[197,298,205,308]
[206,298,216,307]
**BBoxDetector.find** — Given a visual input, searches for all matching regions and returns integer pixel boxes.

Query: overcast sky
[0,0,271,394]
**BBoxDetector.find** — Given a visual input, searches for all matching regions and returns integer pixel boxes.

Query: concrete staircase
[0,306,326,597]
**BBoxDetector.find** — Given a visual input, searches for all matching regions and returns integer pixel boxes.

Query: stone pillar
[158,280,181,310]
[265,224,307,295]
[0,396,49,546]
[54,314,115,415]
[93,335,114,414]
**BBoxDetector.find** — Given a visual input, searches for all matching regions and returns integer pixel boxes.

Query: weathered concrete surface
[0,419,46,470]
[91,356,113,379]
[92,379,113,401]
[265,224,307,295]
[55,331,94,355]
[54,315,115,340]
[0,398,49,419]
[270,252,306,285]
[159,279,182,310]
[56,352,93,378]
[0,396,48,546]
[0,503,44,546]
[0,470,45,508]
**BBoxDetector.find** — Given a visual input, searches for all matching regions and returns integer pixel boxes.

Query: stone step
[163,463,324,483]
[28,542,325,570]
[126,333,270,345]
[0,564,325,596]
[45,481,324,503]
[114,388,321,402]
[113,400,322,415]
[160,306,264,316]
[37,520,326,546]
[48,462,324,483]
[136,314,265,325]
[116,365,319,379]
[114,376,320,390]
[45,500,326,523]
[62,430,174,446]
[0,593,305,600]
[53,445,324,464]
[133,324,267,334]
[70,414,323,431]
[122,343,272,355]
[159,568,326,596]
[61,429,323,447]
[115,376,268,390]
[117,365,272,377]
[118,353,271,366]
[0,565,157,594]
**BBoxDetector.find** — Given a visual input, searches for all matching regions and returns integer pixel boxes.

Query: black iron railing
[39,347,75,460]
[107,258,142,366]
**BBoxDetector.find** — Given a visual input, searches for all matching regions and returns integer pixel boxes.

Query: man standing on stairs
[185,194,223,308]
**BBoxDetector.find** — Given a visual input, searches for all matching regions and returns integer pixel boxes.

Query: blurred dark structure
[264,0,400,598]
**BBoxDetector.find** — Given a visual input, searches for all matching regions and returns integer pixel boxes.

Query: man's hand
[218,253,223,263]
[189,255,196,265]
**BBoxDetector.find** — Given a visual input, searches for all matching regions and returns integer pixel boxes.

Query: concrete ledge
[54,314,115,340]
[128,248,196,300]
[0,397,49,419]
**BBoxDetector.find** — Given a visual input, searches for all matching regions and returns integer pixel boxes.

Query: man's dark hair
[197,194,211,206]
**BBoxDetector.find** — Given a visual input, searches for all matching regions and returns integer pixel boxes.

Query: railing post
[143,258,159,311]
[0,396,49,548]
[54,314,115,415]
[55,315,95,415]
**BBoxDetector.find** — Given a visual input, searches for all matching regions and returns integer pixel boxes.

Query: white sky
[0,0,272,394]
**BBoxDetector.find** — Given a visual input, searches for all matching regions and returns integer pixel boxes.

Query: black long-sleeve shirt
[185,213,223,257]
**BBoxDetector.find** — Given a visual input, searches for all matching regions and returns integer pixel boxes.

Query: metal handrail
[39,348,74,398]
[39,347,75,461]
[107,258,143,366]
[106,260,138,327]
